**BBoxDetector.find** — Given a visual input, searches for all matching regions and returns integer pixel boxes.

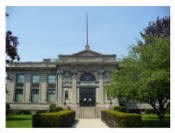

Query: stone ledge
[10,103,50,110]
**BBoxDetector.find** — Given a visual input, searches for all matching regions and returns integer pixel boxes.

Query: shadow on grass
[6,115,32,121]
[142,114,170,128]
[7,117,31,121]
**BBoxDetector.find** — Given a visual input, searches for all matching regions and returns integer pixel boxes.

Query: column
[77,87,79,104]
[40,73,47,103]
[6,73,16,103]
[24,74,31,103]
[72,72,77,105]
[98,71,104,105]
[57,71,63,105]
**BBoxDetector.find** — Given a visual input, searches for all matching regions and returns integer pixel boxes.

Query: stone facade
[6,46,119,111]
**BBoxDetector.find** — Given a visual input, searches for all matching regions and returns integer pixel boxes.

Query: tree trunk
[158,113,165,126]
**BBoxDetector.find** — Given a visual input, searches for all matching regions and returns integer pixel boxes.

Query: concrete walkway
[73,119,109,128]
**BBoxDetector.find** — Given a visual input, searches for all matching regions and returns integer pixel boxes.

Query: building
[6,44,120,116]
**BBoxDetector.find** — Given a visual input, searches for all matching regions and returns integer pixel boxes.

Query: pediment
[73,50,102,56]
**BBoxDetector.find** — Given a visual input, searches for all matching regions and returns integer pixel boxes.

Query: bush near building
[6,103,10,115]
[113,106,154,114]
[49,103,63,112]
[113,106,127,112]
[8,109,31,115]
[32,110,75,127]
[101,110,142,127]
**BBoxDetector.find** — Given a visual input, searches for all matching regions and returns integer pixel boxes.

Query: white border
[4,0,171,6]
[170,0,175,130]
[0,2,6,132]
[0,1,174,133]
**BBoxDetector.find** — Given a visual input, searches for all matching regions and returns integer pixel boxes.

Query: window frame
[47,88,56,103]
[14,88,23,103]
[80,73,96,81]
[31,88,40,103]
[16,74,25,85]
[32,74,40,84]
[47,74,56,84]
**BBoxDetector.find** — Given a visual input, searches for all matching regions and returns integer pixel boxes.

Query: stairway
[76,107,105,119]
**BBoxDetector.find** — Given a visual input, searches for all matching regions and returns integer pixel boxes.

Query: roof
[59,45,116,57]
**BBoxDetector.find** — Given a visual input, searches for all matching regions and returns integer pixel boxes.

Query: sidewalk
[73,119,109,128]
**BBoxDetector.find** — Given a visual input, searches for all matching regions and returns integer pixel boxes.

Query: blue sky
[6,6,170,61]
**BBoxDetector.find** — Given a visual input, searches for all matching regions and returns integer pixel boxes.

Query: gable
[73,50,102,56]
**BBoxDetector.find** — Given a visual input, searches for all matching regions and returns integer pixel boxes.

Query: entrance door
[79,88,96,106]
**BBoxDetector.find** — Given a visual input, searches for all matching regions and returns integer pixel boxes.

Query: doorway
[79,88,96,106]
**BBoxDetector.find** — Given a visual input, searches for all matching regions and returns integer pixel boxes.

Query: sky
[6,6,170,61]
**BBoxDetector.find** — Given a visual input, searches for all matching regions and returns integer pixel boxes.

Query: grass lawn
[142,114,170,128]
[6,115,32,128]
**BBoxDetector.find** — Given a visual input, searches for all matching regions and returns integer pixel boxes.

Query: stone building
[6,45,119,115]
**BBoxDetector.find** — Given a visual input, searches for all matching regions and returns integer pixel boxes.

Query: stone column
[98,70,104,105]
[6,73,16,103]
[24,74,31,103]
[57,71,63,105]
[72,71,77,106]
[40,73,47,103]
[77,87,79,104]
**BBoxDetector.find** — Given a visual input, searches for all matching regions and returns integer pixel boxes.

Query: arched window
[80,73,95,81]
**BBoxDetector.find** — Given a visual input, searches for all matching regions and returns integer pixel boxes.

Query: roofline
[59,54,116,57]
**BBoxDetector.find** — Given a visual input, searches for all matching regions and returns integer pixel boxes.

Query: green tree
[140,17,170,40]
[106,17,170,126]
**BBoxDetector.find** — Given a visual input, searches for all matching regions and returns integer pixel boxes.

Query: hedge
[36,110,48,114]
[32,110,75,127]
[113,106,127,112]
[8,109,31,115]
[128,109,140,114]
[49,104,63,112]
[6,103,10,115]
[144,109,155,114]
[101,110,142,127]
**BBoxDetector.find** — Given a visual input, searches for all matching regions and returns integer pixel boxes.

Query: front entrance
[79,88,96,106]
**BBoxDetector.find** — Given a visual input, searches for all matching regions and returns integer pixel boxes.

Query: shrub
[165,106,170,114]
[101,110,142,127]
[113,106,127,112]
[144,109,155,114]
[9,109,31,115]
[128,109,140,114]
[6,103,10,115]
[36,110,48,114]
[32,110,75,127]
[55,107,63,112]
[49,104,63,112]
[18,110,31,114]
[49,103,57,112]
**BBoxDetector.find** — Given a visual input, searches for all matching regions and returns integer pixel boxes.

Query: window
[47,89,56,103]
[15,88,23,102]
[48,75,56,84]
[80,73,95,81]
[65,90,69,100]
[16,74,25,84]
[31,89,39,103]
[32,75,40,84]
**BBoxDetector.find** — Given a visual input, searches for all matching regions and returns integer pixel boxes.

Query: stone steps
[76,107,105,119]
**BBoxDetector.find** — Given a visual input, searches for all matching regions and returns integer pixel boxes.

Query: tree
[6,13,20,96]
[140,16,170,44]
[140,16,170,38]
[106,17,170,126]
[6,13,20,62]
